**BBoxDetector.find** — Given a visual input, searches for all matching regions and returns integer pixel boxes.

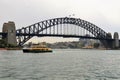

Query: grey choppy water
[0,49,120,80]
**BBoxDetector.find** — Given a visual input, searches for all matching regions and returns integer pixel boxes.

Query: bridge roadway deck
[16,33,114,41]
[0,32,7,37]
[0,33,2,38]
[0,32,3,35]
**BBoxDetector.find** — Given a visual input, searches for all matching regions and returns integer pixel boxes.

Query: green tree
[0,39,7,48]
[94,43,100,48]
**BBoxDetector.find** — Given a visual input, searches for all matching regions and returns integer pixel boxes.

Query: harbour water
[0,49,120,80]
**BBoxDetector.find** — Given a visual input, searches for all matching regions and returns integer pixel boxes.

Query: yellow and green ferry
[23,44,52,53]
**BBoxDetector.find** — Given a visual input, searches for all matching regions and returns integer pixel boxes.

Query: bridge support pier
[113,32,119,49]
[2,21,17,46]
[103,32,120,49]
[101,33,113,49]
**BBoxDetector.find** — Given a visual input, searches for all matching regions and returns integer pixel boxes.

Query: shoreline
[0,48,22,50]
[0,48,119,50]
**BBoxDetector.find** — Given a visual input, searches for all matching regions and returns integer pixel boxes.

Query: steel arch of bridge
[16,17,108,46]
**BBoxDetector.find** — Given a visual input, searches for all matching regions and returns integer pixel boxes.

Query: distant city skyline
[0,0,120,43]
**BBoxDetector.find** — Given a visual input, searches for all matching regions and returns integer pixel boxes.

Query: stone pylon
[113,32,119,49]
[2,21,17,46]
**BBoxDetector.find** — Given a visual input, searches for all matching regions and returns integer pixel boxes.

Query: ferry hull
[23,49,52,53]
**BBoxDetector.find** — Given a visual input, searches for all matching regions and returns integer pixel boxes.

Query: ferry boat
[23,44,52,53]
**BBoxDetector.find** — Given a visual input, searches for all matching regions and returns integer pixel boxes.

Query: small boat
[23,44,52,53]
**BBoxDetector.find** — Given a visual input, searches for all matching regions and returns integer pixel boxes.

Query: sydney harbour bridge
[0,17,119,49]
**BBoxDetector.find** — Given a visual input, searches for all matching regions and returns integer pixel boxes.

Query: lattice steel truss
[16,17,108,46]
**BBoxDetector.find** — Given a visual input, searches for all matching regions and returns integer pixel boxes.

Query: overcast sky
[0,0,120,42]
